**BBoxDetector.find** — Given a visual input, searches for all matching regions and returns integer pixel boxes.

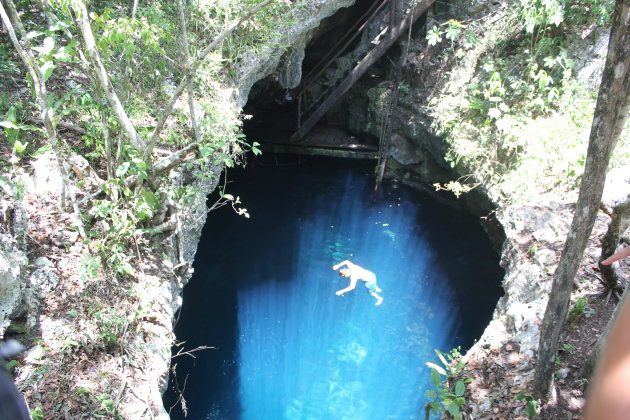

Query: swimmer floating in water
[332,260,383,306]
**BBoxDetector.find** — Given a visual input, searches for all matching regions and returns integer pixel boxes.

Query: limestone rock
[276,46,306,89]
[569,27,610,91]
[24,265,59,328]
[388,133,423,165]
[303,125,356,147]
[0,234,27,335]
[602,165,630,206]
[234,0,355,107]
[24,151,63,197]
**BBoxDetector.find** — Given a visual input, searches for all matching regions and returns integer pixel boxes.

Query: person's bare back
[332,260,383,306]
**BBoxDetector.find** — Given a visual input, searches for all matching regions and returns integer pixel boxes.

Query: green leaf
[446,401,460,416]
[40,61,56,82]
[455,359,467,373]
[49,21,70,31]
[526,399,538,419]
[435,350,449,369]
[53,45,76,62]
[26,31,44,39]
[444,24,461,41]
[13,140,28,156]
[140,190,159,210]
[455,380,465,396]
[431,368,442,387]
[0,121,20,130]
[429,401,441,412]
[426,27,443,46]
[424,390,437,398]
[41,36,55,55]
[426,362,447,376]
[199,145,213,157]
[488,107,501,119]
[116,162,130,177]
[0,120,42,133]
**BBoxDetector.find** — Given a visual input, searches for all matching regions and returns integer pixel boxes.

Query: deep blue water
[164,156,503,420]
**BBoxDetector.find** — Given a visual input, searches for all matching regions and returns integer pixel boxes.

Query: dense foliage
[425,0,628,202]
[0,0,302,275]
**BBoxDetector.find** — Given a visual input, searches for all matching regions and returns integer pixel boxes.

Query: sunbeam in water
[164,157,503,420]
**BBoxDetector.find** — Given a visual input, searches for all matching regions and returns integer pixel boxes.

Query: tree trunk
[599,198,630,289]
[533,0,630,399]
[71,0,143,154]
[131,0,138,19]
[177,0,201,142]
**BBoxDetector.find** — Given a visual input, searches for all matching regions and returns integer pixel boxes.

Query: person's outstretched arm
[336,277,358,296]
[333,260,352,270]
[602,246,630,265]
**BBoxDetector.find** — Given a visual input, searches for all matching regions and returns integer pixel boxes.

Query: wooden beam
[291,0,435,141]
[260,144,379,159]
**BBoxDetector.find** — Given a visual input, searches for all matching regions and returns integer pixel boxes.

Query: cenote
[163,155,504,420]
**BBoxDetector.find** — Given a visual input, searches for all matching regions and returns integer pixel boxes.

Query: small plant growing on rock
[516,390,538,419]
[528,244,538,256]
[424,347,470,419]
[567,297,595,325]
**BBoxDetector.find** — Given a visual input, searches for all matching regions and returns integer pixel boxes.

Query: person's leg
[371,292,383,306]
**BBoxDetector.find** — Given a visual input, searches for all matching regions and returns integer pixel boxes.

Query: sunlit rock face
[234,0,356,107]
[0,235,26,335]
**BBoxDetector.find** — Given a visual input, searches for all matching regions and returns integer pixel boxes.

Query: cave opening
[241,0,400,149]
[163,2,505,419]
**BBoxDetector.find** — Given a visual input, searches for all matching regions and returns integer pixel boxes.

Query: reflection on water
[164,157,503,420]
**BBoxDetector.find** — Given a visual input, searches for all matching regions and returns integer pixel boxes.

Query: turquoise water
[164,157,503,420]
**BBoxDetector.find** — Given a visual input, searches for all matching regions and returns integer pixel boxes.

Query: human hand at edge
[602,246,630,265]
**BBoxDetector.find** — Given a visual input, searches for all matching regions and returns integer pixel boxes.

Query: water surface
[164,156,503,420]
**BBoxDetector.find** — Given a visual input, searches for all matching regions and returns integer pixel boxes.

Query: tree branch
[177,0,201,143]
[153,143,200,175]
[147,0,275,156]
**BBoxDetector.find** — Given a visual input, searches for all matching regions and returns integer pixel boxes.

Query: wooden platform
[260,143,379,159]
